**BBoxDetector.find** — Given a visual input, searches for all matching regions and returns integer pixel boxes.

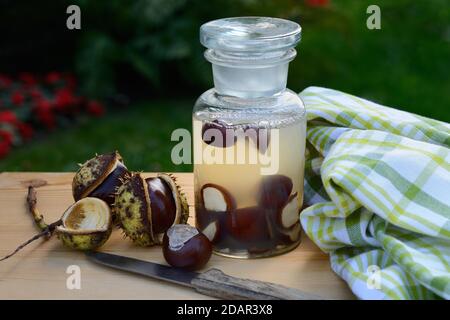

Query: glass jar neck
[205,48,296,99]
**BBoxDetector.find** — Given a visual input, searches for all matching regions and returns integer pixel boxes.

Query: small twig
[0,186,62,262]
[0,220,62,262]
[27,186,48,232]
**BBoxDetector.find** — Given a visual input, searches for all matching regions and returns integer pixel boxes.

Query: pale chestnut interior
[60,197,111,233]
[281,194,300,229]
[203,187,227,211]
[147,177,166,193]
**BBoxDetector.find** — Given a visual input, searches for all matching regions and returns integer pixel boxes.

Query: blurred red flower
[0,110,18,125]
[86,100,105,117]
[11,90,25,106]
[37,110,55,129]
[54,88,76,109]
[0,130,13,144]
[19,72,37,86]
[65,74,77,89]
[0,71,107,158]
[0,74,12,88]
[36,98,52,111]
[17,122,34,140]
[306,0,329,6]
[45,72,62,84]
[29,87,43,100]
[35,98,55,129]
[0,130,12,158]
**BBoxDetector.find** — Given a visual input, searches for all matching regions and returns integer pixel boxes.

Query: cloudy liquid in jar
[193,113,306,258]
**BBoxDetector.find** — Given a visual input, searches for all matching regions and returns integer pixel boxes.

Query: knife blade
[86,251,324,300]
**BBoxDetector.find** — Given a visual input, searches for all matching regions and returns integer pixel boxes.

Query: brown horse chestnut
[163,224,212,271]
[228,206,272,243]
[200,183,236,212]
[258,175,293,209]
[146,177,177,234]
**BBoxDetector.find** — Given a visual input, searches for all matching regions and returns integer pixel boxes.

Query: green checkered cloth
[299,86,450,300]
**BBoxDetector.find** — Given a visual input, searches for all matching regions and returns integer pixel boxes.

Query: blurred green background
[0,0,449,172]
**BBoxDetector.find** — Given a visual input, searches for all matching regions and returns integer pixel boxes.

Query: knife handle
[191,268,325,300]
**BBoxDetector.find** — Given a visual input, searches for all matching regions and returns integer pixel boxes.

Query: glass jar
[193,17,306,259]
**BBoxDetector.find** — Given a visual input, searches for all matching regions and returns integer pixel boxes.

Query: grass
[0,100,193,172]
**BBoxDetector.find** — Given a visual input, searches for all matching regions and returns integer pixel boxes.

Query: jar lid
[200,17,301,52]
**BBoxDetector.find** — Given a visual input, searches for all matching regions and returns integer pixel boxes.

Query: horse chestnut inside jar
[163,224,212,270]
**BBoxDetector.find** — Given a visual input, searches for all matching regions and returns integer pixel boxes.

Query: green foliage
[74,0,449,121]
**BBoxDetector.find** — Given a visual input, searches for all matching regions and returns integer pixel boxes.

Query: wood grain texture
[0,172,354,300]
[193,268,324,300]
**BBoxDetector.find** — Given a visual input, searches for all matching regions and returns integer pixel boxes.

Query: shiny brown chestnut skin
[89,163,129,207]
[227,206,272,244]
[146,177,177,234]
[202,120,236,148]
[163,224,212,271]
[258,175,293,210]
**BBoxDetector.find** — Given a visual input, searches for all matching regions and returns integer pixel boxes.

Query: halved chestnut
[162,224,212,271]
[258,175,293,209]
[200,183,236,212]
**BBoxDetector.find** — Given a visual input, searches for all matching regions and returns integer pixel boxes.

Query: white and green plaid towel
[299,86,450,300]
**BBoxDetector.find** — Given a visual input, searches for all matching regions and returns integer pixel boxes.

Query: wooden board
[0,172,354,300]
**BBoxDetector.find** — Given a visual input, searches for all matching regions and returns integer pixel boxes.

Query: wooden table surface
[0,172,354,300]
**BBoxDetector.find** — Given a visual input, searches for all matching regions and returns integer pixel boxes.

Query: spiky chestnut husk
[115,173,189,246]
[72,151,130,223]
[56,197,113,250]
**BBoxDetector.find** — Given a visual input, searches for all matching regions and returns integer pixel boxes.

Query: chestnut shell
[73,151,126,201]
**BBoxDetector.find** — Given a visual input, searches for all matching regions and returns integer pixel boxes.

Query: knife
[85,251,324,300]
